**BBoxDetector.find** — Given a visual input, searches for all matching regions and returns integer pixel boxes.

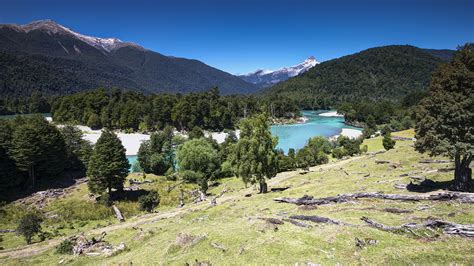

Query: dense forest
[266,45,454,108]
[50,87,300,131]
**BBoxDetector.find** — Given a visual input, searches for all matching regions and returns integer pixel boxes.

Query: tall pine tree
[87,129,129,196]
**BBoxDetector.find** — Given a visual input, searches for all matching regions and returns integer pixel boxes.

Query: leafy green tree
[307,136,332,155]
[415,44,474,192]
[0,120,21,196]
[331,147,348,159]
[296,147,313,169]
[189,126,205,139]
[336,135,361,156]
[60,125,93,172]
[176,138,220,193]
[10,116,66,191]
[382,132,396,151]
[230,114,278,193]
[137,128,175,175]
[17,213,42,244]
[87,113,101,130]
[87,129,129,196]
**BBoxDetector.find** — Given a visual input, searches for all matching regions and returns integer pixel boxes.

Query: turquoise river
[127,110,361,171]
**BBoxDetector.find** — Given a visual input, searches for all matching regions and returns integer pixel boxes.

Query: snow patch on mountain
[240,56,319,87]
[1,19,141,52]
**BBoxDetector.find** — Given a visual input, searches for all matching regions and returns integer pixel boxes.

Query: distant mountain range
[240,56,318,88]
[265,45,455,107]
[0,20,257,96]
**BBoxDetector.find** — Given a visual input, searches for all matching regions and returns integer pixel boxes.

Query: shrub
[17,213,43,244]
[361,145,368,153]
[139,191,160,212]
[220,161,234,177]
[332,147,347,159]
[56,239,74,254]
[383,132,396,150]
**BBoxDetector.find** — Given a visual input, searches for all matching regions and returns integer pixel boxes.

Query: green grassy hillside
[1,130,473,264]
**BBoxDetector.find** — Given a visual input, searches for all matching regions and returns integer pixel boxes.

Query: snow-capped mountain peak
[2,19,141,52]
[239,56,319,87]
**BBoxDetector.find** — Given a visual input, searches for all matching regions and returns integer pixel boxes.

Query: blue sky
[1,0,473,74]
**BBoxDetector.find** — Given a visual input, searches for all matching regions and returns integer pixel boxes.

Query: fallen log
[383,207,413,214]
[283,218,312,228]
[375,160,391,164]
[258,217,284,225]
[211,242,227,252]
[112,205,125,222]
[0,229,16,233]
[274,192,474,206]
[419,159,451,164]
[289,215,350,226]
[361,217,474,237]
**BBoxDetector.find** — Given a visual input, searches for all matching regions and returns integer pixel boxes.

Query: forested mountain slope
[0,20,257,96]
[265,45,454,107]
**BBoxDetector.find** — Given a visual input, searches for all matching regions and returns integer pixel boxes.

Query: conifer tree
[87,129,129,196]
[382,131,396,151]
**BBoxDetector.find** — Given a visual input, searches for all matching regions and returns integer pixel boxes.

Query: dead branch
[289,215,350,226]
[258,217,284,225]
[375,160,391,164]
[283,218,312,228]
[361,217,474,237]
[419,159,452,164]
[112,205,125,222]
[274,192,474,206]
[211,242,227,252]
[383,207,413,214]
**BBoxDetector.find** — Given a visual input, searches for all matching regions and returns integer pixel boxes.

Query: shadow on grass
[111,189,149,202]
[407,179,474,193]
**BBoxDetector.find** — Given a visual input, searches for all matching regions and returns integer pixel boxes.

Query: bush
[383,132,396,150]
[139,191,160,212]
[361,145,368,153]
[332,147,347,159]
[56,239,74,254]
[220,161,234,177]
[17,213,43,244]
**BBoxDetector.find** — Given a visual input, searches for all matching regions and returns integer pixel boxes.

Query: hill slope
[1,130,473,264]
[0,20,257,96]
[266,45,454,106]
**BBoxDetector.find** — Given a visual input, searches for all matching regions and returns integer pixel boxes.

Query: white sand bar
[318,111,343,117]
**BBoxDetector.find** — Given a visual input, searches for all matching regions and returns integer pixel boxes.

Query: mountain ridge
[265,45,456,108]
[240,56,318,87]
[0,20,257,96]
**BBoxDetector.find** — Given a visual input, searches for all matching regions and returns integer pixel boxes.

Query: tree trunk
[259,181,268,194]
[451,154,472,192]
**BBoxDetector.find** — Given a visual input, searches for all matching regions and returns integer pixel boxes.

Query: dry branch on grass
[289,215,351,226]
[361,217,474,237]
[274,192,474,206]
[419,159,452,164]
[283,218,312,228]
